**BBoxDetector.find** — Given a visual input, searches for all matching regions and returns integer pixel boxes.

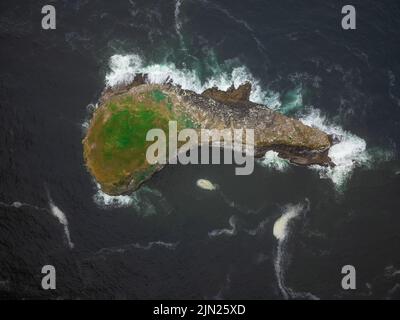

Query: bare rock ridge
[202,82,252,106]
[83,74,333,195]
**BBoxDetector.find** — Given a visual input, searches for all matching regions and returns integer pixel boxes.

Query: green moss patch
[84,87,199,194]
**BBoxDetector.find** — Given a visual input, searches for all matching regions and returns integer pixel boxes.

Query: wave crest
[103,53,380,191]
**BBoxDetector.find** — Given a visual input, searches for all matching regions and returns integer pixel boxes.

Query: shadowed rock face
[83,76,333,195]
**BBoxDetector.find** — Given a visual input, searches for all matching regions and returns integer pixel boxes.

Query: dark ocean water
[0,0,399,299]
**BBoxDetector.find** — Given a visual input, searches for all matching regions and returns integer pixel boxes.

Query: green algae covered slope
[83,85,198,195]
[83,82,332,195]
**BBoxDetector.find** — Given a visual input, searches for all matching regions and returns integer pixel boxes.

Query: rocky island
[83,75,333,195]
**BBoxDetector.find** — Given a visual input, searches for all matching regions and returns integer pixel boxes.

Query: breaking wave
[103,53,388,191]
[105,53,280,108]
[94,185,134,208]
[94,184,172,216]
[299,108,370,191]
[261,151,290,172]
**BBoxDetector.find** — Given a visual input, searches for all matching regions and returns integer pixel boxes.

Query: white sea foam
[93,241,178,258]
[273,203,303,241]
[93,183,172,216]
[105,54,144,87]
[104,53,375,191]
[299,108,370,190]
[273,202,319,300]
[105,54,281,108]
[175,0,184,45]
[0,200,47,212]
[48,201,74,249]
[208,216,237,238]
[94,185,134,208]
[261,151,290,172]
[1,197,74,249]
[81,103,98,132]
[196,179,218,191]
[12,201,23,208]
[245,217,269,236]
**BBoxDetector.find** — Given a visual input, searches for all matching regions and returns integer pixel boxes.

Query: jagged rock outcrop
[202,82,252,105]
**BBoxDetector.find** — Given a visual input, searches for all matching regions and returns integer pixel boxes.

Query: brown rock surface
[83,77,333,195]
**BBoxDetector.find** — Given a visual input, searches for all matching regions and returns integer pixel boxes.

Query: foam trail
[105,53,280,108]
[106,54,145,87]
[0,200,48,212]
[175,0,185,47]
[273,204,303,300]
[384,265,400,278]
[92,241,179,259]
[387,284,400,299]
[217,189,265,215]
[273,204,301,241]
[94,184,134,208]
[48,200,74,249]
[103,53,375,191]
[300,108,369,191]
[1,196,74,250]
[94,183,172,216]
[212,272,232,300]
[208,216,237,238]
[199,0,268,57]
[273,201,319,300]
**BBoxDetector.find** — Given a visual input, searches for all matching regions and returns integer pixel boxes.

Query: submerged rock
[83,77,333,195]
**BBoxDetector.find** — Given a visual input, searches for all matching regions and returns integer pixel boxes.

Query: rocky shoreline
[83,74,334,195]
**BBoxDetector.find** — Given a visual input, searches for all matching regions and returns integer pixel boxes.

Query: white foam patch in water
[0,200,48,212]
[94,185,134,208]
[104,54,376,192]
[196,179,218,191]
[93,241,178,258]
[48,201,74,249]
[212,272,232,300]
[273,202,319,300]
[208,216,237,238]
[175,0,184,45]
[81,103,98,132]
[273,203,302,241]
[105,54,281,108]
[93,184,172,216]
[299,108,370,191]
[261,151,290,172]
